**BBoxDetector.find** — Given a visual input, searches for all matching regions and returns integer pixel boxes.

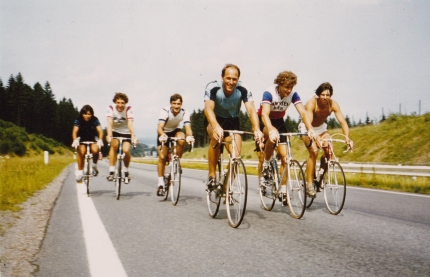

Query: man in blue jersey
[156,94,194,196]
[204,64,263,189]
[258,71,318,200]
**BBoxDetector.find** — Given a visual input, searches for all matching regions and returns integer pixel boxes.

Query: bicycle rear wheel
[170,157,181,206]
[259,162,276,211]
[301,161,314,208]
[286,160,307,219]
[116,162,122,200]
[226,159,248,228]
[207,159,221,218]
[323,161,346,215]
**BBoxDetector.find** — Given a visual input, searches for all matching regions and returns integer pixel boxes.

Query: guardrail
[134,157,430,177]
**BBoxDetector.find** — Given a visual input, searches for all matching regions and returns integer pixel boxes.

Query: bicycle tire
[286,160,307,219]
[116,161,122,200]
[226,159,248,228]
[170,157,181,206]
[207,159,221,218]
[323,161,346,215]
[85,159,90,197]
[301,161,314,208]
[259,161,276,211]
[163,174,170,201]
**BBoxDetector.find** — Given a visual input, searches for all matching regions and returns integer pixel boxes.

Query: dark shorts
[271,118,288,143]
[157,128,183,146]
[205,116,240,137]
[112,131,131,143]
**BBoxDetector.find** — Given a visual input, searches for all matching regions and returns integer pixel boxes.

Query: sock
[77,170,83,176]
[158,177,164,186]
[109,166,115,172]
[281,185,287,193]
[124,167,128,172]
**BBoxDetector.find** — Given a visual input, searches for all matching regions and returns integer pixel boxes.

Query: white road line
[76,183,128,277]
[347,185,430,198]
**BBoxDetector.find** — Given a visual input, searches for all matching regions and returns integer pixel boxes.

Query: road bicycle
[160,137,193,206]
[206,130,253,228]
[259,132,307,219]
[75,141,97,197]
[302,133,351,215]
[110,137,134,200]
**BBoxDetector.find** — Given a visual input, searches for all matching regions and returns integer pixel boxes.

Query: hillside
[183,113,430,166]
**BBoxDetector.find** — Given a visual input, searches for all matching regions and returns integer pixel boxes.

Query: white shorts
[298,122,327,136]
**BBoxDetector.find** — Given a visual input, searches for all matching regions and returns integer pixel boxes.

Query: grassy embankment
[0,120,74,211]
[139,114,430,194]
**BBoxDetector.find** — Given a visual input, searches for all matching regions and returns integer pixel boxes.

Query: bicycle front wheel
[323,161,346,215]
[259,162,276,211]
[163,174,170,201]
[206,160,221,218]
[226,159,248,228]
[170,157,181,206]
[116,163,122,200]
[286,160,307,219]
[301,161,314,209]
[84,160,91,197]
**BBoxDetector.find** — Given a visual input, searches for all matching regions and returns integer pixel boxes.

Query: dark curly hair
[113,92,129,103]
[315,82,333,96]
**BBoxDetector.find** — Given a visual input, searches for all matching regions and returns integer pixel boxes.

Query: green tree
[57,97,79,145]
[345,115,352,127]
[327,117,340,129]
[284,116,298,132]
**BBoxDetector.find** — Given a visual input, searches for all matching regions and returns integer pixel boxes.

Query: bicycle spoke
[323,162,346,215]
[226,160,248,228]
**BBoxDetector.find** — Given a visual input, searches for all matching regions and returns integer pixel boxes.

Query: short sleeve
[291,92,302,106]
[204,81,220,101]
[126,106,134,120]
[158,107,169,123]
[106,106,113,118]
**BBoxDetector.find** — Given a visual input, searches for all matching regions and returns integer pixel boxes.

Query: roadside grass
[0,154,74,211]
[345,173,430,194]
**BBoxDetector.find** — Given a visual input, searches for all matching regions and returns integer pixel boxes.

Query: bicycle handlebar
[212,130,255,148]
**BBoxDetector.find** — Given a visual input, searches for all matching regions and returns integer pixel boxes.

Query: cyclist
[156,94,194,196]
[204,63,263,189]
[71,105,104,182]
[106,92,138,184]
[299,82,353,192]
[258,71,319,200]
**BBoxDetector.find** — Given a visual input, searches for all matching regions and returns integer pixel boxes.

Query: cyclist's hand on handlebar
[159,134,168,143]
[269,129,279,143]
[213,125,224,141]
[186,136,195,144]
[71,139,80,148]
[96,139,104,148]
[346,138,354,151]
[106,136,112,144]
[307,129,321,148]
[132,135,138,145]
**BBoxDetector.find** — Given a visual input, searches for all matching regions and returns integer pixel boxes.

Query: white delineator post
[44,151,49,165]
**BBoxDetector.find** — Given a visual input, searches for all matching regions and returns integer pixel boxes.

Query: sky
[1,0,429,145]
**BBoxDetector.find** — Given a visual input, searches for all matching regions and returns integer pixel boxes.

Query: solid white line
[76,183,128,277]
[347,185,430,198]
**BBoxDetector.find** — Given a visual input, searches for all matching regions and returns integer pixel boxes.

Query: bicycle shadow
[160,195,204,206]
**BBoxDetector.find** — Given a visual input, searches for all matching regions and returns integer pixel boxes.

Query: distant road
[35,162,430,276]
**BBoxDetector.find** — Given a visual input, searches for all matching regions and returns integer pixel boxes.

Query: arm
[96,126,103,141]
[127,119,137,144]
[106,118,113,142]
[204,100,223,140]
[244,101,264,142]
[332,100,353,149]
[72,126,79,141]
[296,103,319,144]
[184,124,193,137]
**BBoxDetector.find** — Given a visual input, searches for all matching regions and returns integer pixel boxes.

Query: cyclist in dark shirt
[72,105,104,183]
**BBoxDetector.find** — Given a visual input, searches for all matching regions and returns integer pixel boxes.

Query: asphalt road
[34,161,430,277]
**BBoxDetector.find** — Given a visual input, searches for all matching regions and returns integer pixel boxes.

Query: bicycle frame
[111,137,129,200]
[207,130,253,228]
